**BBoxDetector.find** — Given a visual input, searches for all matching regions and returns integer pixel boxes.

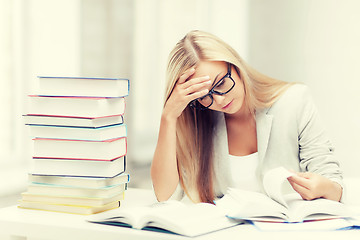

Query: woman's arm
[151,114,179,201]
[289,86,343,202]
[151,68,211,201]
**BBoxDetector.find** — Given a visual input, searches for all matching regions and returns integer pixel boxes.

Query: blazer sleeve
[296,86,345,199]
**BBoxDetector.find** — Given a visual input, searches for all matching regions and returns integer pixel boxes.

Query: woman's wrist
[323,181,343,202]
[161,112,178,126]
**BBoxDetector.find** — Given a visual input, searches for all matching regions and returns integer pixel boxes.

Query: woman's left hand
[288,172,342,202]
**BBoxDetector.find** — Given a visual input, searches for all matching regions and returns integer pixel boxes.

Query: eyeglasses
[190,63,235,110]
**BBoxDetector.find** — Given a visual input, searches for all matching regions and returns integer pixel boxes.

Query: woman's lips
[222,100,233,109]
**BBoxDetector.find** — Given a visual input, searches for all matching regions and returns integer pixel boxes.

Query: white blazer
[170,84,344,201]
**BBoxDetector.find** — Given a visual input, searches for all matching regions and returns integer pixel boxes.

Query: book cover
[29,123,127,141]
[21,192,125,207]
[37,76,129,98]
[18,199,121,215]
[33,137,127,161]
[28,172,130,188]
[28,96,125,118]
[31,156,126,178]
[27,182,127,198]
[24,114,124,128]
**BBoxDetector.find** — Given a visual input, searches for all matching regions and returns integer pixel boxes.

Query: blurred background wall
[1,0,360,203]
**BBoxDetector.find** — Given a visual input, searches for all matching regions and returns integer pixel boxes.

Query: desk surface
[0,188,359,240]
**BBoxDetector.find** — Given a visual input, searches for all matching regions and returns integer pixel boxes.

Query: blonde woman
[151,30,343,203]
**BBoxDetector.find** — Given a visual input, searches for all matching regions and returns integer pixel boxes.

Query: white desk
[0,188,359,240]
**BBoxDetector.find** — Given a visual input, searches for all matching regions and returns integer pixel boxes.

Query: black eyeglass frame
[189,63,235,110]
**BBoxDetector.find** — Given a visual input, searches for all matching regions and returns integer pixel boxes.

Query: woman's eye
[216,79,225,87]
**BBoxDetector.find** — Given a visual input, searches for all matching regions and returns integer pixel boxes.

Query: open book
[215,167,350,223]
[88,200,240,237]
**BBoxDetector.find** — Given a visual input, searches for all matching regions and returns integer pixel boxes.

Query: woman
[151,30,343,203]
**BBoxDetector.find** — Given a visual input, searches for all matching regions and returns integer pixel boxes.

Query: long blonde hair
[164,30,293,203]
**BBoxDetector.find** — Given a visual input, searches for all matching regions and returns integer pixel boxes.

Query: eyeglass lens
[197,77,234,107]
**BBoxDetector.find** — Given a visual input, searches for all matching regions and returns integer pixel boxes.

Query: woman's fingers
[288,174,311,189]
[163,68,212,119]
[176,71,212,102]
[186,89,209,102]
[181,75,210,89]
[184,79,211,97]
[287,172,329,200]
[178,67,196,84]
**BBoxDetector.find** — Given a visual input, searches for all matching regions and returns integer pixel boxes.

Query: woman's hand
[288,172,342,202]
[162,67,211,121]
[151,67,211,201]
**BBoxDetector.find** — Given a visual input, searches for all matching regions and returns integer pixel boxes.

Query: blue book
[23,114,124,128]
[28,123,127,141]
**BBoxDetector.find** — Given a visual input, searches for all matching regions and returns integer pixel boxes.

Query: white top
[228,152,262,192]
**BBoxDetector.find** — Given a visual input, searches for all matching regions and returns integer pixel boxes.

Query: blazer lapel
[256,109,273,165]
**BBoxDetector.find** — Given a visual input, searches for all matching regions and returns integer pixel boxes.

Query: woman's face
[189,61,246,115]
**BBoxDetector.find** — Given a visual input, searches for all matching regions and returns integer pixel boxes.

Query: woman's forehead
[189,61,227,82]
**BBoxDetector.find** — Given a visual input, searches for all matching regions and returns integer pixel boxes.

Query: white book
[28,172,130,188]
[29,124,127,141]
[24,114,124,128]
[88,201,240,237]
[33,137,127,161]
[252,218,355,231]
[36,76,129,98]
[28,96,125,118]
[27,182,127,198]
[215,167,351,223]
[20,192,125,208]
[18,199,121,215]
[31,156,126,178]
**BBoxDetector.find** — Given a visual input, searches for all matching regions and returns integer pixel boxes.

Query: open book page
[88,200,240,237]
[284,193,350,222]
[215,167,351,223]
[215,188,290,221]
[262,166,294,207]
[217,189,351,223]
[88,201,184,229]
[140,202,240,236]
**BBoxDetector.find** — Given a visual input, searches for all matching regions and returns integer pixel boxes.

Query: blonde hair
[164,30,293,203]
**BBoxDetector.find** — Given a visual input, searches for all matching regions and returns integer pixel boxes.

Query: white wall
[247,0,360,177]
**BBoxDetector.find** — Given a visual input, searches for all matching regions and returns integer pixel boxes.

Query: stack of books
[20,76,130,215]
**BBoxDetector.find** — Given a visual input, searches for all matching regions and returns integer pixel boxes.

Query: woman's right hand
[162,67,212,120]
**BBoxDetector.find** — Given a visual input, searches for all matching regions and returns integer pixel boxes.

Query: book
[36,76,129,98]
[251,218,356,231]
[20,191,125,207]
[27,182,127,198]
[88,200,240,237]
[29,123,127,141]
[23,114,124,128]
[215,167,350,223]
[33,137,127,161]
[29,172,130,188]
[28,96,125,118]
[31,156,126,177]
[18,199,121,215]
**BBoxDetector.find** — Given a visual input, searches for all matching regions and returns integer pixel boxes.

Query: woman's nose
[212,94,225,105]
